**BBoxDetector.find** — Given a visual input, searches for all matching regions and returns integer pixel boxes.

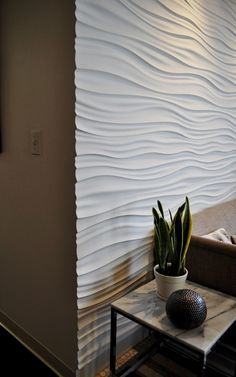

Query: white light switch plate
[31,130,42,155]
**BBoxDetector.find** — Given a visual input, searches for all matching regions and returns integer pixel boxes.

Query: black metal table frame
[110,306,207,377]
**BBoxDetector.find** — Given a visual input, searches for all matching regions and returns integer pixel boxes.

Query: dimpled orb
[166,289,207,329]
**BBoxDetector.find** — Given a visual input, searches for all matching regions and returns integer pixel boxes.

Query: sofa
[186,199,236,376]
[186,198,236,296]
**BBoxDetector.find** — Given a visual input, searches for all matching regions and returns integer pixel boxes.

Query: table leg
[198,353,206,377]
[110,307,117,376]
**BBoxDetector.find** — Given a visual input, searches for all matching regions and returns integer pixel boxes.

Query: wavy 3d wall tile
[75,0,236,375]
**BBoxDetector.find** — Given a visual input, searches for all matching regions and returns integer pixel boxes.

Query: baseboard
[0,310,76,377]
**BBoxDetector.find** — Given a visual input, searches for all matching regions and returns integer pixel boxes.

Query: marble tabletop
[111,280,236,355]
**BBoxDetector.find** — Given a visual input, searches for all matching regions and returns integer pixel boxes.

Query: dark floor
[0,325,58,376]
[123,324,236,377]
[1,324,235,377]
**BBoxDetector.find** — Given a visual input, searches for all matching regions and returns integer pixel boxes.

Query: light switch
[31,130,42,155]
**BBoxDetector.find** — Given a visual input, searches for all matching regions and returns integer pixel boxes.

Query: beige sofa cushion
[192,199,236,236]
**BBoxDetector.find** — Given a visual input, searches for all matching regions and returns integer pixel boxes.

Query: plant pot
[154,264,188,300]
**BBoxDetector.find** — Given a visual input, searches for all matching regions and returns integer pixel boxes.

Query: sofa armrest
[186,235,236,296]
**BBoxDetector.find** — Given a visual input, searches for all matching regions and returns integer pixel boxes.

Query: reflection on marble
[112,280,236,354]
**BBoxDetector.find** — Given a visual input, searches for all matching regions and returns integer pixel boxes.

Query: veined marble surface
[112,280,236,354]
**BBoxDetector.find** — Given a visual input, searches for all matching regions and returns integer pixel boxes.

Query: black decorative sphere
[166,289,207,329]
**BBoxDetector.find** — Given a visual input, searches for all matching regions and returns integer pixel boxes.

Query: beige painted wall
[0,0,77,372]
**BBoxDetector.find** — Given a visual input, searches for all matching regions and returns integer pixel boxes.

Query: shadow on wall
[112,258,132,288]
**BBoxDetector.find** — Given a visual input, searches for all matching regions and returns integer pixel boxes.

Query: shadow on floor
[0,325,58,376]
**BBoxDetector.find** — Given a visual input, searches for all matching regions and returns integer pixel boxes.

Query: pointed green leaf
[157,200,164,218]
[152,207,160,225]
[181,196,192,263]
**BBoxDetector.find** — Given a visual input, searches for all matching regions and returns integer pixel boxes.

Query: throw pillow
[202,228,232,244]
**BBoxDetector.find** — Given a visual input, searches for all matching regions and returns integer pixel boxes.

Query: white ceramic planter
[154,264,188,300]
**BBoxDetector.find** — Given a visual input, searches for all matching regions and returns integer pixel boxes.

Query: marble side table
[110,280,236,377]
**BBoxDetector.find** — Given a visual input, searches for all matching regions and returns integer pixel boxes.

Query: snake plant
[152,196,192,276]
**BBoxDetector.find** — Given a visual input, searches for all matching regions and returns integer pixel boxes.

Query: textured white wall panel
[75,0,236,374]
